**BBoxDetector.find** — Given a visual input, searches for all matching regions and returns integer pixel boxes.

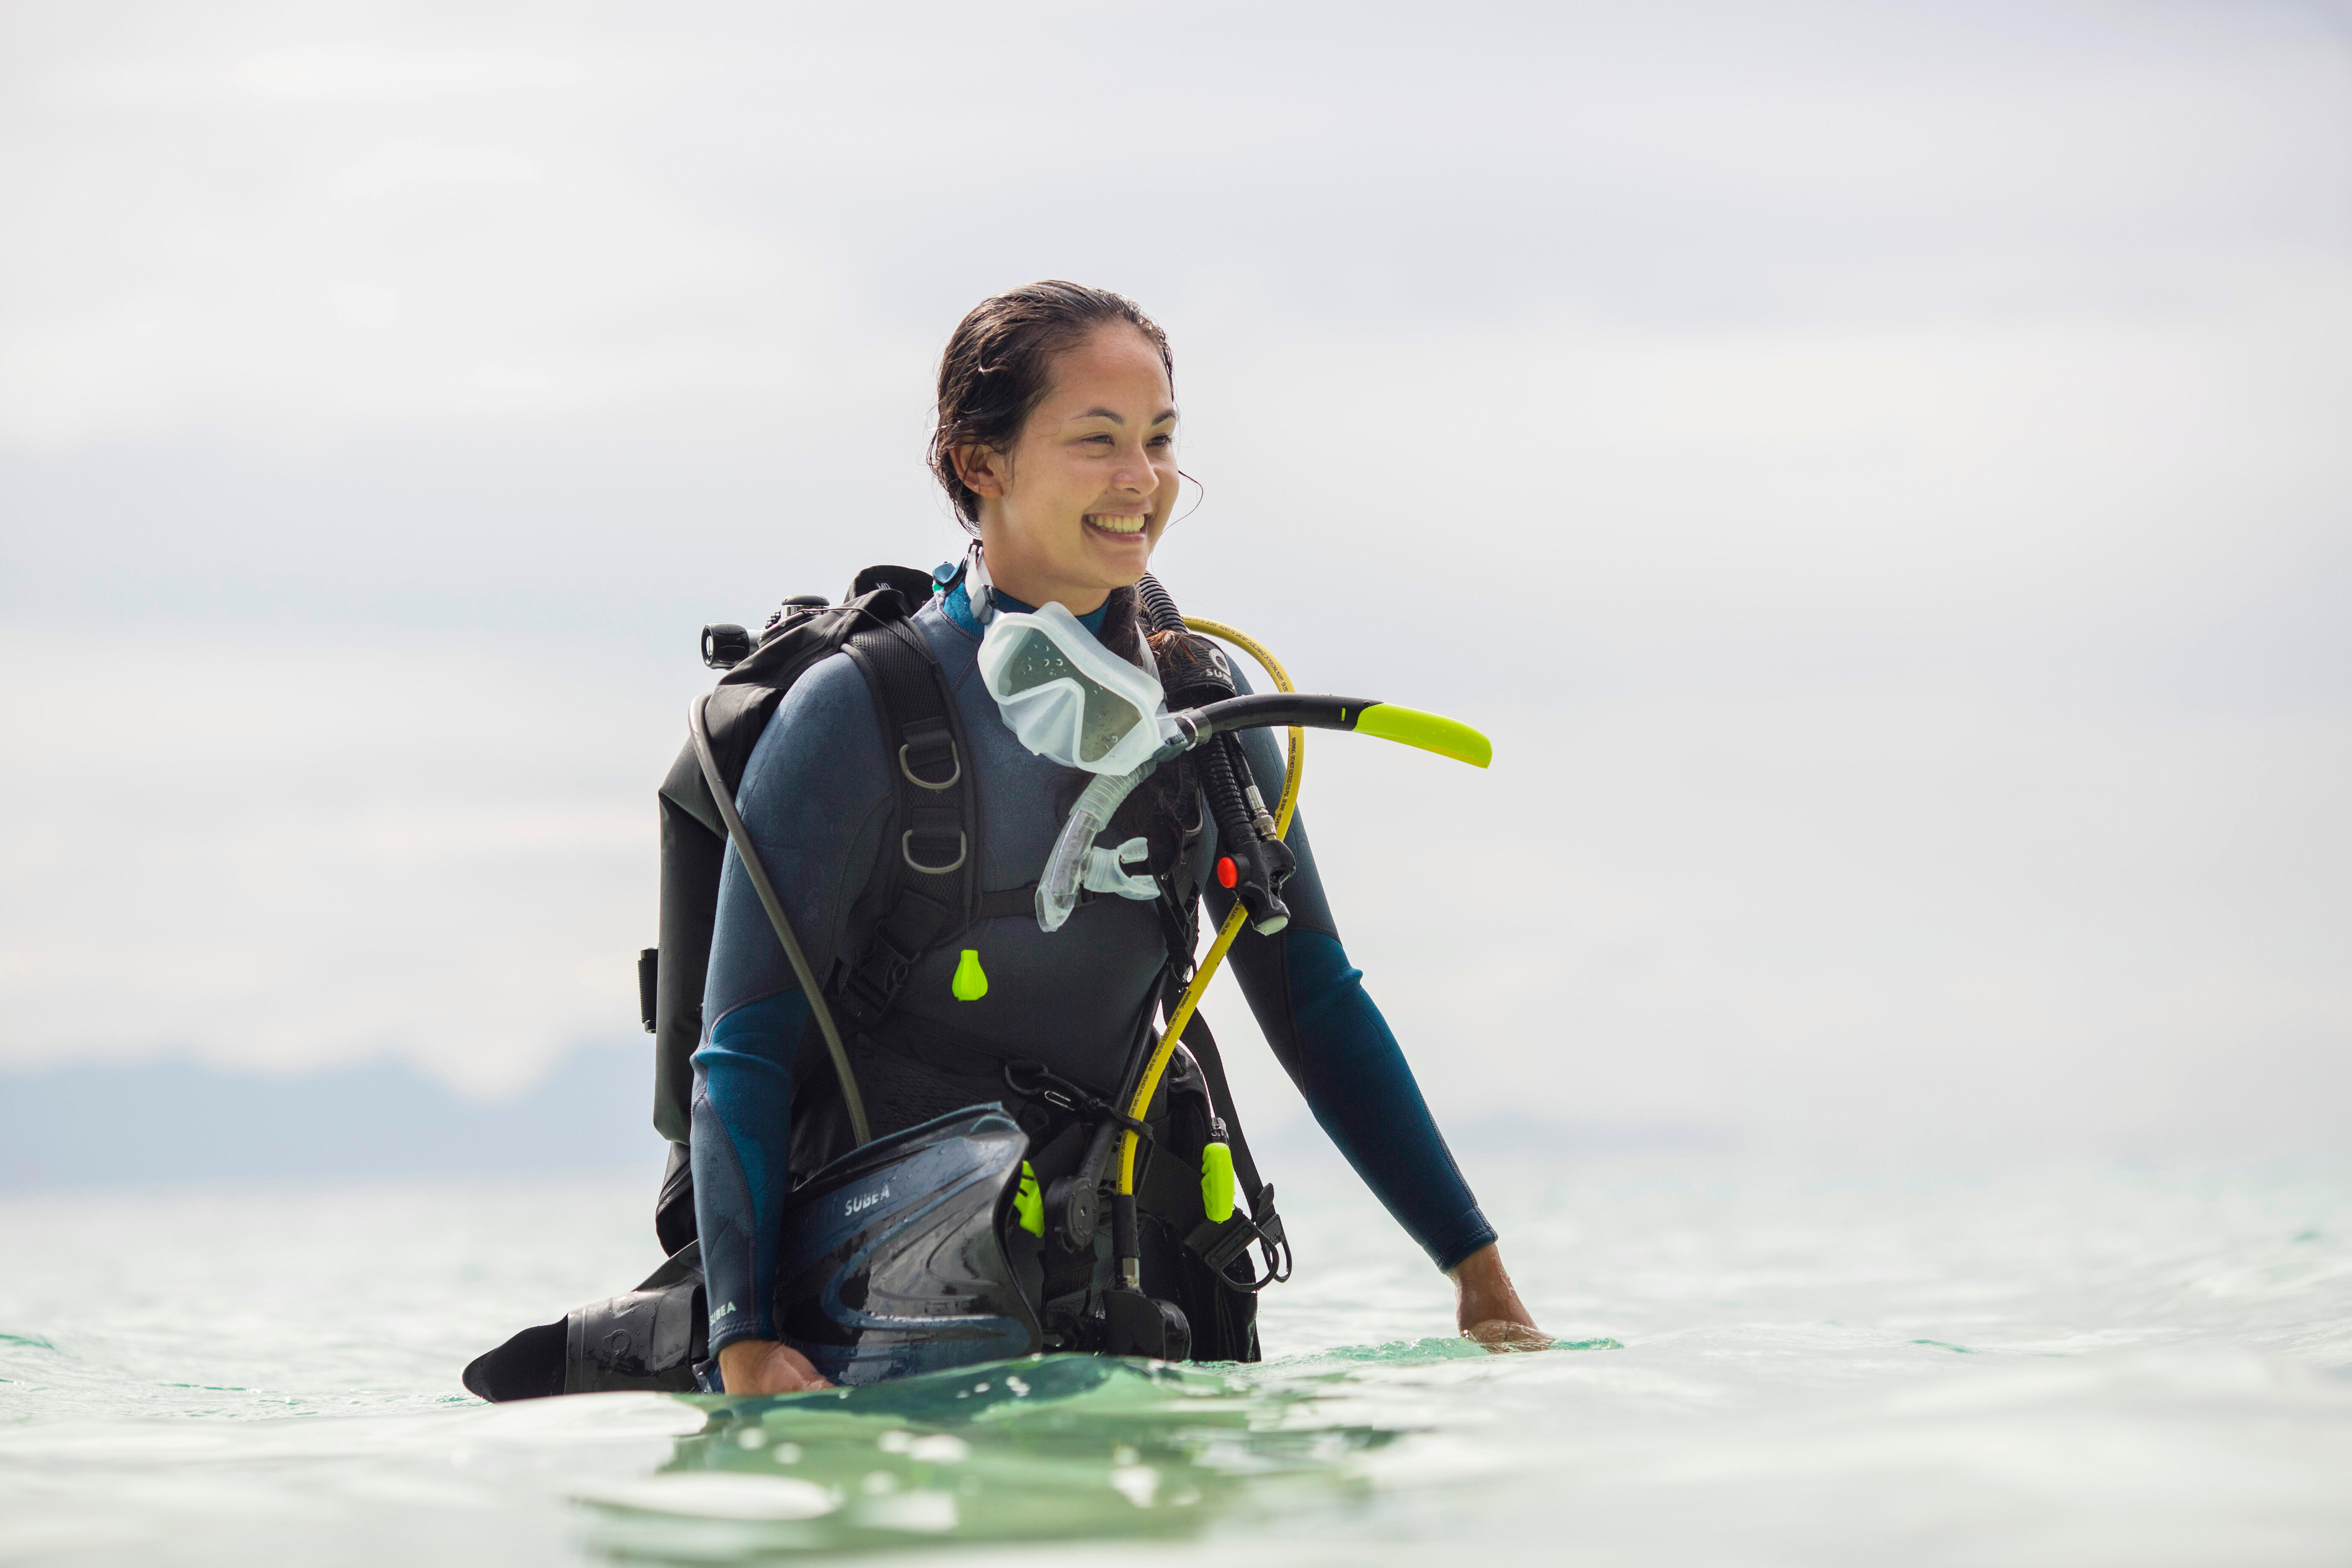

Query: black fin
[655,1140,695,1256]
[560,1278,707,1394]
[462,1319,567,1402]
[463,1243,708,1402]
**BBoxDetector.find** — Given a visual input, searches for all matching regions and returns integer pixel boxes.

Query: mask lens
[998,626,1144,764]
[996,626,1077,694]
[1076,684,1144,764]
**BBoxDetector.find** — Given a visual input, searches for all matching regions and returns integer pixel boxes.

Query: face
[954,323,1179,614]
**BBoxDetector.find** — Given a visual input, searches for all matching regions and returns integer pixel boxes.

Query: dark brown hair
[931,284,1198,864]
[928,280,1173,531]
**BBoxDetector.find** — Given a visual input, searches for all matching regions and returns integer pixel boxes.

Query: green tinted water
[586,1355,1384,1557]
[586,1337,1623,1559]
[5,1161,2351,1566]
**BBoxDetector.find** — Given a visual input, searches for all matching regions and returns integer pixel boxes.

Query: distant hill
[0,1046,1738,1191]
[0,1041,665,1188]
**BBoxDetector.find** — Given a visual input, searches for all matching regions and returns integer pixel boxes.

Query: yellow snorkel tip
[1352,703,1493,768]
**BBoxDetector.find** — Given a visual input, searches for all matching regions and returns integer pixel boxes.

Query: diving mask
[976,600,1180,776]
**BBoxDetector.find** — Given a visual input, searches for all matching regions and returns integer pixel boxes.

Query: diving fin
[774,1104,1043,1386]
[462,1241,709,1402]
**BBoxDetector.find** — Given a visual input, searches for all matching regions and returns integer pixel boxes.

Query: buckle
[1184,1186,1292,1293]
[840,933,918,1021]
[899,722,960,791]
[1001,1062,1153,1138]
[902,828,966,874]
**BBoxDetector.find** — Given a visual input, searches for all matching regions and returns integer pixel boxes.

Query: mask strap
[966,542,998,627]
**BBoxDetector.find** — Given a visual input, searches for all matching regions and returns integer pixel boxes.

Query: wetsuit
[693,583,1495,1354]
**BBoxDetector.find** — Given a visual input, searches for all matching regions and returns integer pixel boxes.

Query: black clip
[1184,1184,1293,1294]
[1001,1062,1153,1140]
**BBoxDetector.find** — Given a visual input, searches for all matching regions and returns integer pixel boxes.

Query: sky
[3,0,2348,1160]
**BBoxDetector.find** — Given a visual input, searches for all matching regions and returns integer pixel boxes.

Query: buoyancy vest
[463,565,1288,1402]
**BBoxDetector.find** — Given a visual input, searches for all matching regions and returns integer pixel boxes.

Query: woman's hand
[1448,1242,1551,1352]
[715,1338,834,1395]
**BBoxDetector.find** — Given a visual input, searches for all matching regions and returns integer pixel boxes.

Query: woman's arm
[1216,723,1545,1345]
[691,654,895,1391]
[691,990,833,1390]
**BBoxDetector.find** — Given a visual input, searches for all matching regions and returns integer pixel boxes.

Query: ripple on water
[575,1351,1418,1557]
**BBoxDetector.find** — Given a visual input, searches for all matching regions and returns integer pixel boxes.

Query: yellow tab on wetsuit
[1201,1142,1235,1222]
[1015,1161,1044,1236]
[952,948,988,1001]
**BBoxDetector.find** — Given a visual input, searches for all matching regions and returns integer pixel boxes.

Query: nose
[1109,436,1161,497]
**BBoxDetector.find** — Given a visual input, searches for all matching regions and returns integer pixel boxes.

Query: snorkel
[1034,688,1490,931]
[1020,594,1493,1298]
[970,552,1498,1314]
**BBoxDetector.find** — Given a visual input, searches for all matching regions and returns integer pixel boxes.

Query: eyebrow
[1073,407,1179,425]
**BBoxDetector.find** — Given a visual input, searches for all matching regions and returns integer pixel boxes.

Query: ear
[952,441,1010,499]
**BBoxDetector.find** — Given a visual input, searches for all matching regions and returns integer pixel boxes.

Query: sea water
[3,1155,2349,1566]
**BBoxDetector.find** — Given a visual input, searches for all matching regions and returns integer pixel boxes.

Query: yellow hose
[1115,617,1303,1197]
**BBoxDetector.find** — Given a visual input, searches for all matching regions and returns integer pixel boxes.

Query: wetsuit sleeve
[692,990,807,1349]
[1213,718,1499,1273]
[692,655,894,1354]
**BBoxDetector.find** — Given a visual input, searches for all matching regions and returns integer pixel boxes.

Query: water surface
[4,1158,2348,1565]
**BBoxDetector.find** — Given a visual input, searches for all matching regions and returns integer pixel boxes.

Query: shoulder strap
[649,575,919,1146]
[833,617,979,1033]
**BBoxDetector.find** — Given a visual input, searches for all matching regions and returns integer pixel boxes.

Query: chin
[1078,544,1153,590]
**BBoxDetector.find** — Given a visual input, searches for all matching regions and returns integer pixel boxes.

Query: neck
[946,576,1115,639]
[989,568,1112,618]
[974,524,1121,616]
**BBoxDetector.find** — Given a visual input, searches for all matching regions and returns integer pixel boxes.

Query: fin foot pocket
[464,1244,709,1402]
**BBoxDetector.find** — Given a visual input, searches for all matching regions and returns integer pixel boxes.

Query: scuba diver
[464,280,1544,1402]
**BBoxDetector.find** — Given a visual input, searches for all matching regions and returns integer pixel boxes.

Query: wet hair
[928,280,1173,531]
[931,283,1196,864]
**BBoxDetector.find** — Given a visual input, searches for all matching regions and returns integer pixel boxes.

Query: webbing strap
[971,882,1108,923]
[976,885,1039,922]
[836,619,976,1033]
[1172,1011,1269,1210]
[1170,1012,1289,1294]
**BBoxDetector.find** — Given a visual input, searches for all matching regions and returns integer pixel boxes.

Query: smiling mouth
[1083,513,1148,537]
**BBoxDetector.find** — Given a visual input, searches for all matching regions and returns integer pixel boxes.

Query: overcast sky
[3,0,2347,1158]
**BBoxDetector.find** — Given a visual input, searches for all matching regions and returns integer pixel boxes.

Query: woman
[697,281,1544,1394]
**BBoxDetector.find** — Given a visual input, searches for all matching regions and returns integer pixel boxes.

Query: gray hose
[688,694,872,1146]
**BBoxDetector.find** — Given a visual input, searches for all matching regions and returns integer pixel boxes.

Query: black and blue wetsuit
[692,581,1495,1354]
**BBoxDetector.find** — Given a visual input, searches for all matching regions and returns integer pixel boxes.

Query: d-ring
[900,741,960,791]
[903,828,967,875]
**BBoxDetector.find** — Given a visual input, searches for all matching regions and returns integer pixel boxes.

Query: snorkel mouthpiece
[1033,735,1191,932]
